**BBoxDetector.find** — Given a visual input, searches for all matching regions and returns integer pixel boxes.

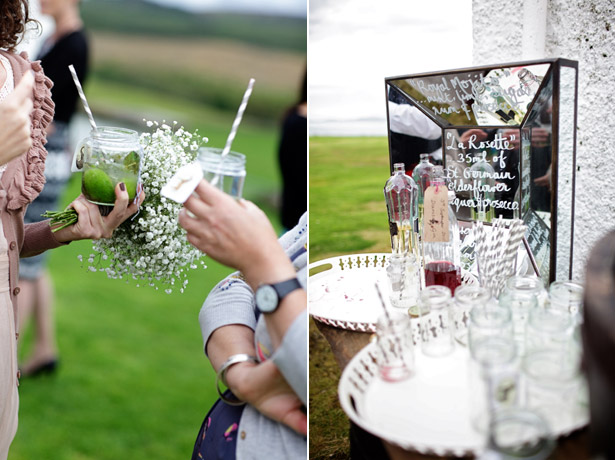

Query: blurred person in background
[18,0,89,377]
[179,180,307,460]
[278,69,306,232]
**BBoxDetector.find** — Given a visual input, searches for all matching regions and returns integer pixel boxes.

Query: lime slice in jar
[83,168,116,203]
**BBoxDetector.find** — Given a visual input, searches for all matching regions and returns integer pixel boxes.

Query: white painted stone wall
[472,0,615,280]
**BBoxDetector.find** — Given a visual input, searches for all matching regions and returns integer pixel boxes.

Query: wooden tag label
[423,185,450,243]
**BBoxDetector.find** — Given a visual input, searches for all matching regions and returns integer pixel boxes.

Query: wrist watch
[255,277,302,313]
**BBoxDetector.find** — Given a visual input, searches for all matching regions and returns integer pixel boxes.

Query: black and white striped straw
[68,64,97,132]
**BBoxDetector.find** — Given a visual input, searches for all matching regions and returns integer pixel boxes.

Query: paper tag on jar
[423,184,450,243]
[161,163,203,203]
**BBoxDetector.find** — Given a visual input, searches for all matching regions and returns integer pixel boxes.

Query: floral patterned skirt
[191,391,245,460]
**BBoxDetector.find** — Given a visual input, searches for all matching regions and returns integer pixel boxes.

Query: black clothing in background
[278,108,307,230]
[38,29,89,123]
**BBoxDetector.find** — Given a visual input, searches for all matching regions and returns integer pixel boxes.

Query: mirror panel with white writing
[388,64,551,128]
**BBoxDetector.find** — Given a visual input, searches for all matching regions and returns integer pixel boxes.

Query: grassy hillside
[81,0,306,52]
[88,32,305,121]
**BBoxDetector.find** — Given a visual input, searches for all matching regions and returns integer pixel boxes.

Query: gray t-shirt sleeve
[198,272,257,355]
[271,310,307,405]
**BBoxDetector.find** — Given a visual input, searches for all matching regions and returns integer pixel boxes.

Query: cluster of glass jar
[463,276,586,456]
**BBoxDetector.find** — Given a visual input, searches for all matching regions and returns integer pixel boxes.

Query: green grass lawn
[308,136,391,459]
[309,136,391,261]
[11,83,287,459]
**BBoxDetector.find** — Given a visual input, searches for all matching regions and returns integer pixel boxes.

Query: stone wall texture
[473,0,615,280]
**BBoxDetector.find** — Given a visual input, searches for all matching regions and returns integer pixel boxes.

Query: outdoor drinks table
[309,253,590,459]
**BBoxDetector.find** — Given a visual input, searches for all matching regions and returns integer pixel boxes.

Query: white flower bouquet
[47,121,208,293]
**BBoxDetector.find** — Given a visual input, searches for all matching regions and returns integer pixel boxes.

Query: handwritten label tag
[423,185,450,243]
[161,163,203,203]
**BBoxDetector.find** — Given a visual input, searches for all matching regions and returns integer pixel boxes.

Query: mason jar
[548,280,584,323]
[75,127,142,206]
[418,285,454,357]
[453,285,492,346]
[468,336,518,433]
[197,147,246,198]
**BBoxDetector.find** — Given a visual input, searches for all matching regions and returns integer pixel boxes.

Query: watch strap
[273,277,302,300]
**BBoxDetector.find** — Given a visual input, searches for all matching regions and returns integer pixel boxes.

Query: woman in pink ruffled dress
[0,1,143,457]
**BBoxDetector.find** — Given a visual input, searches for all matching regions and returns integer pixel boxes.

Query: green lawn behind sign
[308,136,391,459]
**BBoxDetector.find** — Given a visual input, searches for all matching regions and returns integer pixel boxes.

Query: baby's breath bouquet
[80,121,208,293]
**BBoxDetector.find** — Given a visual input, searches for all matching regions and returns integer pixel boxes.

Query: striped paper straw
[68,64,97,132]
[211,78,255,187]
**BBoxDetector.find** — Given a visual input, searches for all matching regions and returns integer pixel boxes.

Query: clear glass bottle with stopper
[422,166,461,294]
[411,153,434,227]
[384,163,418,255]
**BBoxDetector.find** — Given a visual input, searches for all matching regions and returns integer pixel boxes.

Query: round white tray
[309,253,477,333]
[338,340,589,457]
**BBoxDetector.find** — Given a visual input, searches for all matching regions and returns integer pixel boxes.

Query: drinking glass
[468,302,514,358]
[522,348,585,433]
[469,336,518,433]
[548,280,583,323]
[483,408,555,460]
[197,147,246,198]
[75,127,142,207]
[386,253,420,311]
[525,307,574,354]
[375,311,415,382]
[499,276,545,357]
[419,285,454,357]
[453,285,492,346]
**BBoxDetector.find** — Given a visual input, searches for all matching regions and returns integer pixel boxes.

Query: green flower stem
[42,209,79,233]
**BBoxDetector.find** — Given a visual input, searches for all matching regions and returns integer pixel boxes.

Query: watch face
[256,285,278,312]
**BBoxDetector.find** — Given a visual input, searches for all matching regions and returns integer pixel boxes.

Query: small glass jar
[375,311,415,382]
[548,280,583,322]
[522,349,585,433]
[386,254,419,311]
[503,276,548,307]
[525,307,574,354]
[468,303,514,359]
[499,276,545,357]
[418,285,454,357]
[197,147,246,198]
[485,408,554,460]
[469,336,518,433]
[75,127,142,206]
[453,285,492,346]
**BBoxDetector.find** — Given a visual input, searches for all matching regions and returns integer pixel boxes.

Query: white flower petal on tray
[82,120,208,293]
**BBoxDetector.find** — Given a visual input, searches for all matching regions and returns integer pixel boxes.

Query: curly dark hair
[0,0,37,51]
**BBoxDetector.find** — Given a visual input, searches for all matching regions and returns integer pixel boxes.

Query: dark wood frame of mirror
[385,58,578,283]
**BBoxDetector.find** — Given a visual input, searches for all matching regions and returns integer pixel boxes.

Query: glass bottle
[384,163,418,255]
[518,68,542,98]
[411,154,434,227]
[469,152,496,223]
[484,76,524,125]
[422,166,461,294]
